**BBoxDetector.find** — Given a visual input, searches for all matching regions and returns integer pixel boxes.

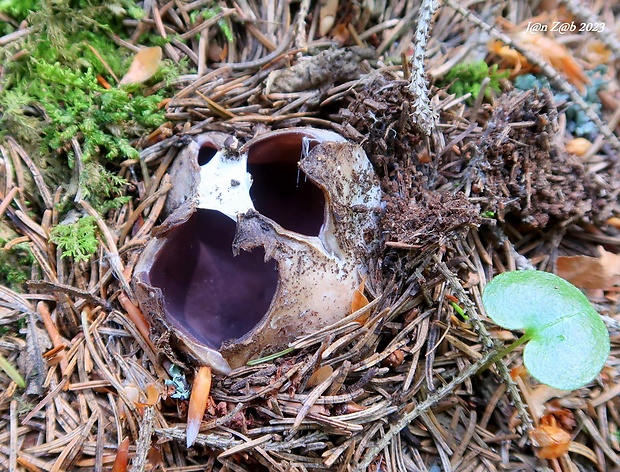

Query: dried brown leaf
[557,254,608,289]
[530,424,571,459]
[557,247,620,289]
[120,46,162,85]
[307,365,333,387]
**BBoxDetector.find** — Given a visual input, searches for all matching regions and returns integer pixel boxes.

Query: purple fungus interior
[246,132,325,236]
[150,132,327,350]
[150,209,279,349]
[197,143,217,166]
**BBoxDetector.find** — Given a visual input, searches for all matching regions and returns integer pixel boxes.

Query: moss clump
[0,240,35,291]
[0,0,184,213]
[79,162,131,213]
[0,0,41,35]
[49,216,99,263]
[190,6,234,43]
[439,60,509,105]
[3,59,168,163]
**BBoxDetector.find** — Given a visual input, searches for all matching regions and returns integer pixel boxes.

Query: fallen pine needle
[111,437,130,472]
[118,292,156,352]
[187,366,212,448]
[37,302,68,374]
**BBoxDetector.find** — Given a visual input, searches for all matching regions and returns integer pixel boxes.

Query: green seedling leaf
[483,270,610,391]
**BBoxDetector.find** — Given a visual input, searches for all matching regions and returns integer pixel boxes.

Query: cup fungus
[134,128,383,374]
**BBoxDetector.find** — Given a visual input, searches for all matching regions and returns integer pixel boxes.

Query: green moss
[0,240,35,292]
[0,0,185,215]
[190,5,234,43]
[50,216,99,263]
[439,60,509,105]
[3,51,167,163]
[79,162,131,213]
[0,0,41,35]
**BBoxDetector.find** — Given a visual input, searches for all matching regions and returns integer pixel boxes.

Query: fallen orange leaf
[557,246,620,290]
[516,31,588,92]
[557,255,609,289]
[490,17,589,92]
[529,416,571,459]
[120,46,162,85]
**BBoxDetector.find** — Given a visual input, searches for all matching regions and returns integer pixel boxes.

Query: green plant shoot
[0,353,26,388]
[482,270,609,390]
[440,60,509,105]
[50,216,99,263]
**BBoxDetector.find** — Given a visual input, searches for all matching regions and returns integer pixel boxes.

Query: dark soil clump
[464,88,610,227]
[337,78,425,186]
[382,189,480,246]
[340,77,481,246]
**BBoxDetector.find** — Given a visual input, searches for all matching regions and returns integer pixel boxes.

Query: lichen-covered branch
[408,0,440,135]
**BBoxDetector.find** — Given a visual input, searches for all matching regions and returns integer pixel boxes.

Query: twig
[433,256,533,432]
[0,27,33,46]
[130,406,156,472]
[27,281,111,309]
[560,0,620,59]
[295,0,310,48]
[408,0,440,135]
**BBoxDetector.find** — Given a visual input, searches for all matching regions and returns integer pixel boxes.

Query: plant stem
[479,333,532,373]
[0,353,26,388]
[407,0,440,135]
[246,347,295,366]
[433,255,533,431]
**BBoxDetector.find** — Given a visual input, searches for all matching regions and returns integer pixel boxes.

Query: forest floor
[1,0,620,471]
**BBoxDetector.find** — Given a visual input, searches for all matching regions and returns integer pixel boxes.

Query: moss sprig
[0,240,34,291]
[49,216,99,263]
[439,60,509,105]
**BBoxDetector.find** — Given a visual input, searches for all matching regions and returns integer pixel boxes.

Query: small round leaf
[483,270,610,390]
